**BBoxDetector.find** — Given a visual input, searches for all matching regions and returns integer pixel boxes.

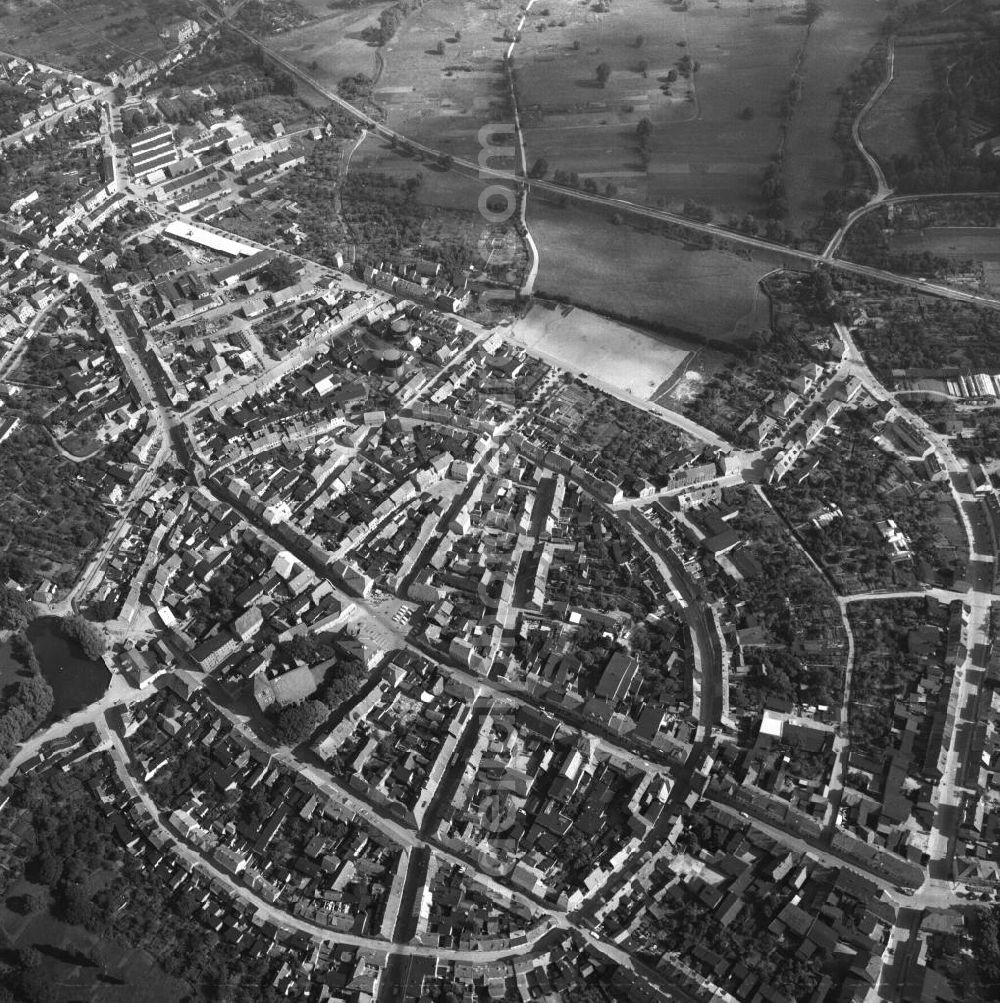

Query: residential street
[96,703,562,962]
[4,10,1000,1002]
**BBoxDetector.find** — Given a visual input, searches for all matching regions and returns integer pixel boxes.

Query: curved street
[4,8,1000,1003]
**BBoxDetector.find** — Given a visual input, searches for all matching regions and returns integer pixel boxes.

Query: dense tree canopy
[274,698,329,745]
[62,615,107,661]
[0,585,33,632]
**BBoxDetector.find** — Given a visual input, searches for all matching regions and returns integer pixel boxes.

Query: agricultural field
[887,227,1000,264]
[268,0,521,154]
[369,0,521,157]
[516,0,809,217]
[265,0,887,233]
[510,301,695,401]
[782,0,885,232]
[526,195,788,341]
[0,0,195,77]
[860,40,937,166]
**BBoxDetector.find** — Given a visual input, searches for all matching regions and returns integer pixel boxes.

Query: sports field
[511,302,694,400]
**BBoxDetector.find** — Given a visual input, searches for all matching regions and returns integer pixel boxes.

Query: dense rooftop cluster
[3,4,1000,1002]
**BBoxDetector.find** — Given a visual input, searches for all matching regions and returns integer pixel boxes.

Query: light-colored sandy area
[511,303,692,400]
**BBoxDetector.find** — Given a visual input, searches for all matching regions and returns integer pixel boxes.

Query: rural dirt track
[823,36,895,258]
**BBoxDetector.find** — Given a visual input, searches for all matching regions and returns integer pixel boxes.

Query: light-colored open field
[526,196,792,341]
[861,42,939,165]
[516,0,808,216]
[783,0,885,228]
[511,301,694,400]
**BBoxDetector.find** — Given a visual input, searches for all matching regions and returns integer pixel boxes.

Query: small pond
[27,616,110,718]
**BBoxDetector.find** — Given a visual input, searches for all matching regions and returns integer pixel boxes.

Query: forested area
[913,401,1000,464]
[846,598,940,759]
[840,192,1000,277]
[682,271,838,443]
[234,0,315,36]
[0,587,53,767]
[272,136,354,267]
[361,0,429,47]
[0,424,114,588]
[60,615,108,661]
[837,214,958,276]
[0,762,285,1003]
[631,616,691,711]
[970,905,1000,998]
[0,112,103,215]
[162,28,296,107]
[885,33,1000,194]
[341,170,436,263]
[269,633,368,746]
[546,386,697,492]
[0,83,38,136]
[705,490,846,714]
[850,288,1000,374]
[770,410,966,592]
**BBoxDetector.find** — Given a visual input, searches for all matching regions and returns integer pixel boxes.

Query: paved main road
[0,673,142,787]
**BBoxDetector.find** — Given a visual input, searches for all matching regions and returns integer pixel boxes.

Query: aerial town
[2,0,1000,1001]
